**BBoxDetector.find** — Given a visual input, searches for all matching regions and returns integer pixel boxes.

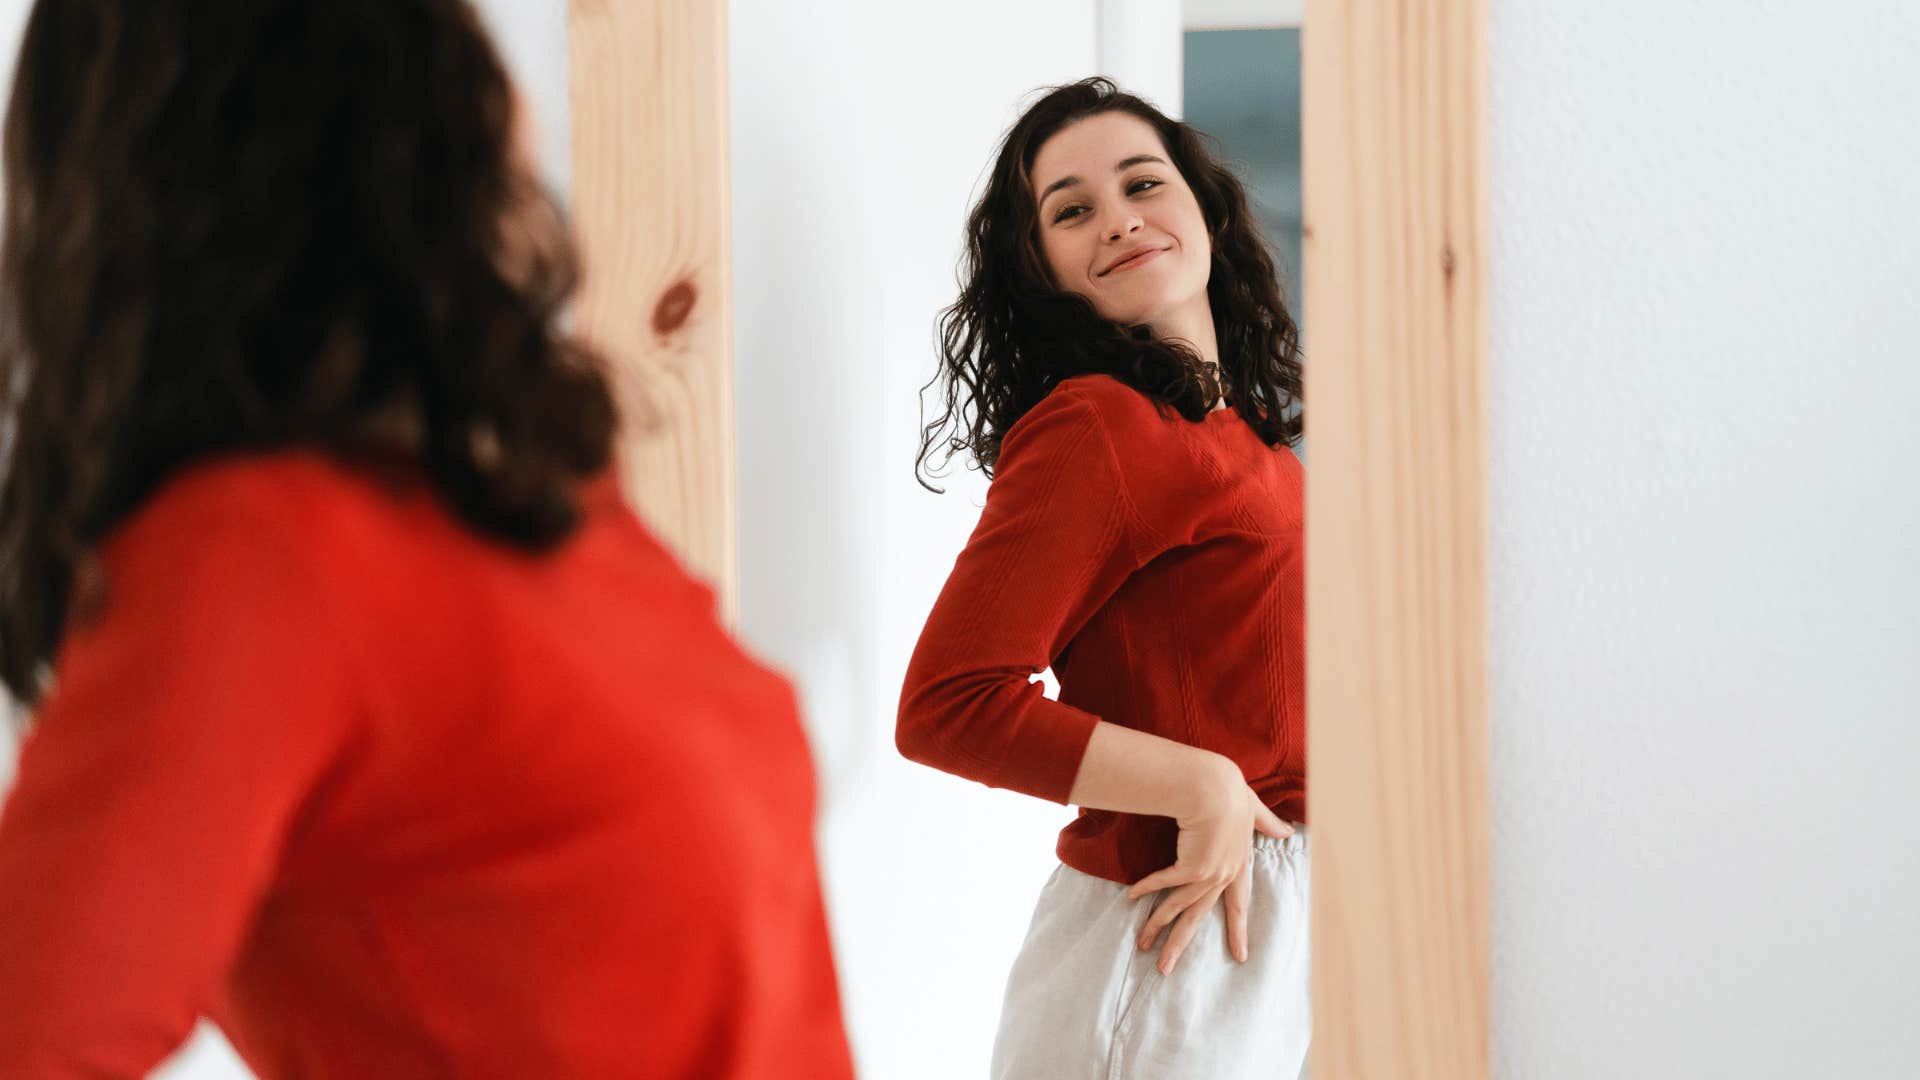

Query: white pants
[989,827,1311,1080]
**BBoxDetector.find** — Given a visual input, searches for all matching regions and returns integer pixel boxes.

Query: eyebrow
[1037,154,1168,207]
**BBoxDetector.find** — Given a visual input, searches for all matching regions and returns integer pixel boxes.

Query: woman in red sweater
[898,78,1309,1079]
[0,2,853,1077]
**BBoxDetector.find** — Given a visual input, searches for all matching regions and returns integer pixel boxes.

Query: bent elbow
[894,685,942,766]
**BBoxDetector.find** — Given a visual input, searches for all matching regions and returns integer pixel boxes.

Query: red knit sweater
[0,452,854,1079]
[898,373,1306,885]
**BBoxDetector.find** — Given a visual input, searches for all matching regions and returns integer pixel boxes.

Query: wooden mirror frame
[1302,1,1490,1076]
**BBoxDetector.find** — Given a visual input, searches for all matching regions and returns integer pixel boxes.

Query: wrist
[1175,750,1243,821]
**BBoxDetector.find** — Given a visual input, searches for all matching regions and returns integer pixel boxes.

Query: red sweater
[897,374,1306,885]
[0,452,854,1079]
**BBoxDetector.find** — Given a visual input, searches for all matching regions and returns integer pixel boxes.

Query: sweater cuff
[996,695,1103,806]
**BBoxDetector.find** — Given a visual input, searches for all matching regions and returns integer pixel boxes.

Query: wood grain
[1302,1,1490,1076]
[568,0,737,623]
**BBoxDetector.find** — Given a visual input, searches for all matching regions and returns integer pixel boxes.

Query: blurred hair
[0,0,618,704]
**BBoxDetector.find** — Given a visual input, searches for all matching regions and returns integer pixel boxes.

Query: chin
[1093,292,1170,327]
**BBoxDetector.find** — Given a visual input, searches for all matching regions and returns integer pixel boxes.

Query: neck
[1148,292,1219,367]
[1148,293,1227,408]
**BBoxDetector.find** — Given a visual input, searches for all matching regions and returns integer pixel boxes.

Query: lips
[1099,245,1167,277]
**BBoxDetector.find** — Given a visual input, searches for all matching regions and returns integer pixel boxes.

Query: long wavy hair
[916,76,1303,492]
[0,0,618,706]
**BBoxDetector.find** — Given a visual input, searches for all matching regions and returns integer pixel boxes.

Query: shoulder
[1004,375,1171,450]
[97,450,389,584]
[1051,373,1170,427]
[120,448,365,531]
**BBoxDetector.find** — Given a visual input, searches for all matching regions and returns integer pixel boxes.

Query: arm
[897,385,1171,805]
[1064,719,1242,821]
[0,474,359,1077]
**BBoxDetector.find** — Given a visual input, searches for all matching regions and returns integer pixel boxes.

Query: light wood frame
[1302,2,1490,1077]
[568,0,738,625]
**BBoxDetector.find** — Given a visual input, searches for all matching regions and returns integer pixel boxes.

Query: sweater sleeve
[0,471,360,1077]
[896,384,1159,805]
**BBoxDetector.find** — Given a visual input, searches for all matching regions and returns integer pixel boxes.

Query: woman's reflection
[898,77,1309,1080]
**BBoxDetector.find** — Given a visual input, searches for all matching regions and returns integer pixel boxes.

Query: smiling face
[1029,110,1213,329]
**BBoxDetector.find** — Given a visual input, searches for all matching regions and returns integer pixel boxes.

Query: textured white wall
[1488,2,1920,1077]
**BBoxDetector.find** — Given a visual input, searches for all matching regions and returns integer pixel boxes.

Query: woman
[0,2,853,1077]
[897,77,1309,1079]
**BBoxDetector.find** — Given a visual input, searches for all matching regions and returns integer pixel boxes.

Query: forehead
[1030,112,1169,192]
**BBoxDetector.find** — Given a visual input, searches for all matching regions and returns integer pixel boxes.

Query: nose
[1104,211,1144,243]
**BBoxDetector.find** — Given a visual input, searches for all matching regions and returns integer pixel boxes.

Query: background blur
[1,1,1916,1078]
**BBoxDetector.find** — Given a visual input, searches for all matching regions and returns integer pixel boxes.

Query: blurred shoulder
[101,449,395,566]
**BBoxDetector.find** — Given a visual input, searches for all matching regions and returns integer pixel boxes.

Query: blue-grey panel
[1183,29,1303,308]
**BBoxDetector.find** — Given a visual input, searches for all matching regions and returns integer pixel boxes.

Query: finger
[1127,865,1191,901]
[1138,881,1212,950]
[1121,864,1182,899]
[1137,882,1207,949]
[1253,801,1293,839]
[1158,883,1227,975]
[1225,861,1251,963]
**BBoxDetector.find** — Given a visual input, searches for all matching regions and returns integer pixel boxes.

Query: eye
[1128,177,1164,195]
[1051,204,1088,224]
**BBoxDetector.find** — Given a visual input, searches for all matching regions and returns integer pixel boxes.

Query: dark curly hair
[916,76,1303,492]
[0,0,618,705]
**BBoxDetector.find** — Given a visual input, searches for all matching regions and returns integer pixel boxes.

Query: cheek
[1174,202,1211,256]
[1186,229,1213,278]
[1173,209,1213,280]
[1039,232,1085,291]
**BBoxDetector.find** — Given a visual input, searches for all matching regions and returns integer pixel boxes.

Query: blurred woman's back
[0,3,854,1076]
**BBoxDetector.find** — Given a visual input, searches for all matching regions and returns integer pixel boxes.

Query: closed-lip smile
[1099,245,1168,276]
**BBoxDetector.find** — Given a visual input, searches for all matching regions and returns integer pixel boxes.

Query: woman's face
[1029,111,1212,328]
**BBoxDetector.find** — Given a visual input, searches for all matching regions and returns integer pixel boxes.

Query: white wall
[1488,2,1920,1077]
[476,0,572,198]
[727,3,1099,1077]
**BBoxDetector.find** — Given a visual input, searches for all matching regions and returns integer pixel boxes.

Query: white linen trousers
[988,827,1311,1080]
